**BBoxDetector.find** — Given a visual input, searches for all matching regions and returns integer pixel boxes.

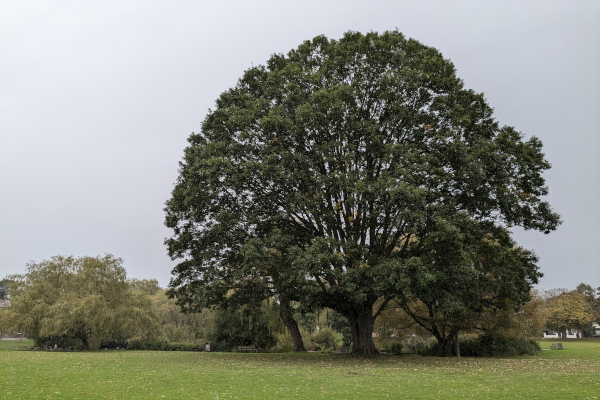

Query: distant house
[543,328,583,339]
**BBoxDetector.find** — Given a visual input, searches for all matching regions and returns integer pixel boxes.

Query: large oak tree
[165,31,560,354]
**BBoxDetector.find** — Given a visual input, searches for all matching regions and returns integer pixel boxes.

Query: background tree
[0,255,161,349]
[545,291,593,339]
[204,299,281,350]
[152,288,210,343]
[130,278,162,296]
[373,299,431,340]
[477,289,546,340]
[398,220,542,356]
[0,278,12,301]
[165,30,560,354]
[576,283,596,298]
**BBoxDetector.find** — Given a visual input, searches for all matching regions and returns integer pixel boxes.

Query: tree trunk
[346,308,378,354]
[77,322,90,350]
[80,334,90,350]
[560,325,568,341]
[434,334,454,357]
[279,303,305,352]
[455,332,460,358]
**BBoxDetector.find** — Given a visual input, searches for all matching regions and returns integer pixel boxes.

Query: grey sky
[1,1,598,290]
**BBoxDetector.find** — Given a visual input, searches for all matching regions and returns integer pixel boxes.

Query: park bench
[550,343,563,350]
[238,345,256,352]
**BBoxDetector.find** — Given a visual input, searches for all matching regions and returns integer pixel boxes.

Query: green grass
[2,340,600,399]
[0,338,33,350]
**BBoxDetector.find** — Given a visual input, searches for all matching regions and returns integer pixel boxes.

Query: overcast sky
[1,0,598,290]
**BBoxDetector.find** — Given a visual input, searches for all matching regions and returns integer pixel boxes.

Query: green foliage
[576,283,596,298]
[205,301,279,350]
[152,289,210,343]
[399,226,545,356]
[373,299,430,339]
[126,339,204,351]
[0,255,161,349]
[273,327,311,353]
[0,278,12,300]
[295,308,351,346]
[545,291,593,331]
[415,334,540,357]
[458,335,541,357]
[401,335,438,354]
[381,340,403,354]
[129,279,161,296]
[165,30,560,354]
[475,290,546,340]
[309,327,343,351]
[275,324,343,352]
[273,332,295,353]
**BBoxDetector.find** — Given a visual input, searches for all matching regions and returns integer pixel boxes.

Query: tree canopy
[0,278,12,301]
[165,30,560,354]
[545,291,594,338]
[0,255,161,349]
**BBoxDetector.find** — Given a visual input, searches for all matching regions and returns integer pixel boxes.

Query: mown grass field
[0,338,32,350]
[2,339,599,399]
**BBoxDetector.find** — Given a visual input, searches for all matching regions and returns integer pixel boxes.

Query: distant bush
[310,327,343,351]
[273,327,312,352]
[38,335,79,350]
[274,326,344,352]
[407,334,541,357]
[273,332,295,353]
[459,335,540,357]
[127,339,204,351]
[100,339,128,349]
[206,304,277,350]
[381,340,403,354]
[402,336,437,354]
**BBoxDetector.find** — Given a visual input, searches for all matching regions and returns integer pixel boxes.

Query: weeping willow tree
[0,255,161,349]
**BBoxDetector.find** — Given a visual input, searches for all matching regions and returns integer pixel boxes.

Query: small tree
[398,222,542,356]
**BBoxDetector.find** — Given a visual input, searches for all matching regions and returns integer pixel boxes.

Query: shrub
[126,339,204,351]
[273,327,311,352]
[100,339,128,349]
[207,304,277,350]
[382,340,403,354]
[404,334,542,357]
[402,335,437,354]
[273,332,295,353]
[310,327,343,351]
[458,335,540,357]
[38,335,79,350]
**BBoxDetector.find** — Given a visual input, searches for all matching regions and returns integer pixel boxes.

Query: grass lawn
[0,338,33,350]
[2,339,600,399]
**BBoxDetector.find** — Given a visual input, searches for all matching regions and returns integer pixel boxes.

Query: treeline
[373,283,600,347]
[0,255,350,351]
[1,255,597,354]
